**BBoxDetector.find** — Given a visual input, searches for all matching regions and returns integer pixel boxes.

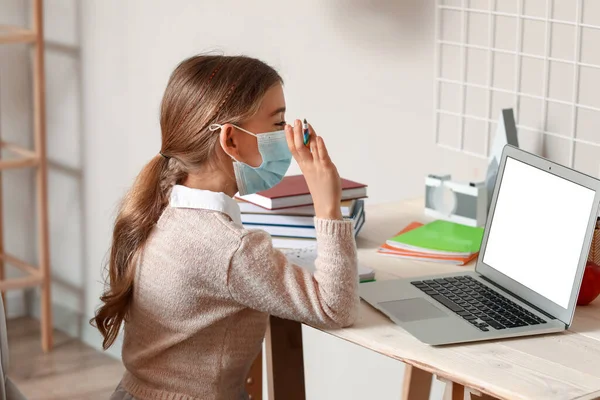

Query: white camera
[424,174,488,227]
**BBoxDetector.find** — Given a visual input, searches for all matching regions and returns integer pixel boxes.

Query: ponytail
[92,155,185,349]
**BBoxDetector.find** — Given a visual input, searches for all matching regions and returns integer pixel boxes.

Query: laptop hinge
[479,275,558,321]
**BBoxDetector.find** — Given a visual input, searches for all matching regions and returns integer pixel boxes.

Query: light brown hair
[92,55,282,349]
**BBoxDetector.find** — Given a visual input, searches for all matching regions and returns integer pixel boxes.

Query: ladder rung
[0,141,39,170]
[0,275,43,291]
[0,25,37,45]
[0,252,40,277]
[0,157,39,170]
[0,141,37,158]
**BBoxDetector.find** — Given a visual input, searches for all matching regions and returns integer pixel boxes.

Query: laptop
[360,145,600,345]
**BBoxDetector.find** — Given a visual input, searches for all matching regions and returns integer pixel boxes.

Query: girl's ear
[219,123,241,161]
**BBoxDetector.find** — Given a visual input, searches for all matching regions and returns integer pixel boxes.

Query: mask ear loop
[208,123,222,132]
[209,123,257,137]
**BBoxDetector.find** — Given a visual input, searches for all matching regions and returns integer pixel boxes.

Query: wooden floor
[7,317,125,400]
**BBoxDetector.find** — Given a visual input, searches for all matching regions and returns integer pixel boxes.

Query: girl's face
[219,83,286,168]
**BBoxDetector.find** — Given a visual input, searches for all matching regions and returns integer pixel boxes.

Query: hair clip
[208,65,222,83]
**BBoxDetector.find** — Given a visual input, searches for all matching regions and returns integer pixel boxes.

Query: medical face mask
[209,124,292,196]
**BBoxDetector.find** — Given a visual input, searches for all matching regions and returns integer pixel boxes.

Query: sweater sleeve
[227,218,359,329]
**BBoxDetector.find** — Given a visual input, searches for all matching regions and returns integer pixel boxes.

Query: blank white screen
[483,157,596,309]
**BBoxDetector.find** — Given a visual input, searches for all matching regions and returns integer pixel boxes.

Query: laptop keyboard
[411,276,547,332]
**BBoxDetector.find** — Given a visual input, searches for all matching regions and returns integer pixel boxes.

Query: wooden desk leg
[265,316,305,400]
[402,365,433,400]
[451,383,465,400]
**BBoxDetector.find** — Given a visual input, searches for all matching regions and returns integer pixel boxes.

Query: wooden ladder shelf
[0,0,53,352]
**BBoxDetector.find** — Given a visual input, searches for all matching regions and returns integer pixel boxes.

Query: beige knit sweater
[120,204,359,400]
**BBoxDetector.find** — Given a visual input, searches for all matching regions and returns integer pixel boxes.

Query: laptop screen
[482,157,596,309]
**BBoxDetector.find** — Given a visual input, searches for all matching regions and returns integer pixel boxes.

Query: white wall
[38,0,86,334]
[1,0,36,318]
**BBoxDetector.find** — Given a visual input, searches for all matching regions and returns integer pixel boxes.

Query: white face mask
[209,124,292,195]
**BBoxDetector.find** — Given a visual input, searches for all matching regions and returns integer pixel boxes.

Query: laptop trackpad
[379,298,448,322]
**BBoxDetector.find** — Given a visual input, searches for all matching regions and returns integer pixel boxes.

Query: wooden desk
[260,199,600,400]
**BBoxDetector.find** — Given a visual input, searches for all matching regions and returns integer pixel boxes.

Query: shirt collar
[169,185,242,226]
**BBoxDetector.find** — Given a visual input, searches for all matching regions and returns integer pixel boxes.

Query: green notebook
[386,220,484,256]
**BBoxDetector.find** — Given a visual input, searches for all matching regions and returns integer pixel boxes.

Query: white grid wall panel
[435,0,600,177]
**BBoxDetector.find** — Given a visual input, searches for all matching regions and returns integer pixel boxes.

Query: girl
[94,55,359,400]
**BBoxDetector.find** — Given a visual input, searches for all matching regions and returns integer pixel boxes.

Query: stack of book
[237,175,368,249]
[378,220,484,265]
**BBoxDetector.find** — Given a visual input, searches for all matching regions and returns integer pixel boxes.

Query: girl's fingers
[306,123,318,148]
[308,123,317,138]
[317,136,331,162]
[310,137,319,160]
[285,125,297,156]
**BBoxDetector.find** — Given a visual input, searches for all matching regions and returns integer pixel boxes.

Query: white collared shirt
[169,185,242,227]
